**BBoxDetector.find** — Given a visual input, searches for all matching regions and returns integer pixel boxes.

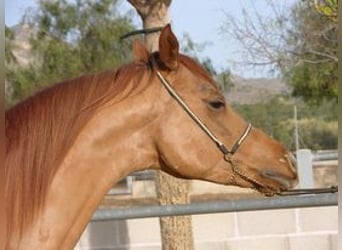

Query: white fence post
[296,149,314,189]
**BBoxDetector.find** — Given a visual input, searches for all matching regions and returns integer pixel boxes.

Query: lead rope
[224,154,278,196]
[278,186,338,196]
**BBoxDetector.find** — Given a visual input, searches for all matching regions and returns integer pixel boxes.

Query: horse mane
[4,52,217,238]
[5,61,149,237]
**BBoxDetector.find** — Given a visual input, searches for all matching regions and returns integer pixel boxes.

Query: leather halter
[156,70,297,196]
[156,71,266,188]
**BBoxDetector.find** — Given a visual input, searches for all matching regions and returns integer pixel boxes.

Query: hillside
[225,74,291,104]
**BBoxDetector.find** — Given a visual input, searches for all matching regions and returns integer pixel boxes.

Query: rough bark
[127,1,194,249]
[127,0,171,51]
[155,172,194,250]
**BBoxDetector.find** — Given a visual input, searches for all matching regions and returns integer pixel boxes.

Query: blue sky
[5,0,296,78]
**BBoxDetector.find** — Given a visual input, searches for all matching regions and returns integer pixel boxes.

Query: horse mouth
[262,170,295,188]
[253,170,297,196]
[232,169,288,197]
[226,158,297,196]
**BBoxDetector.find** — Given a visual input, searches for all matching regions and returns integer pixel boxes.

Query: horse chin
[252,182,283,197]
[226,164,280,196]
[253,175,291,196]
[236,176,282,197]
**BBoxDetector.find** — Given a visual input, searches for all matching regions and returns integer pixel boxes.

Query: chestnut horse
[4,25,297,249]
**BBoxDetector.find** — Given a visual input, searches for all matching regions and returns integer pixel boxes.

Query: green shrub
[275,118,337,150]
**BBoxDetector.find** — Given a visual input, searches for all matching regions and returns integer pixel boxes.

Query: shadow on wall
[79,220,130,249]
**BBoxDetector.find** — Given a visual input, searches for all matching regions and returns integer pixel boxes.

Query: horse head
[136,25,297,195]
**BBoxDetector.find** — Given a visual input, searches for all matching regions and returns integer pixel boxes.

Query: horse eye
[208,100,225,110]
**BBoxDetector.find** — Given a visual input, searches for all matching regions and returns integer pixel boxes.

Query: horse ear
[159,24,179,70]
[133,39,149,63]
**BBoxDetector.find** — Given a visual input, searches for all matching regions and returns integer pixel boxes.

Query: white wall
[76,206,337,250]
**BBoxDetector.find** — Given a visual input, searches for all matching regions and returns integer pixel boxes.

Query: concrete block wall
[76,161,337,249]
[196,207,337,250]
[76,206,337,250]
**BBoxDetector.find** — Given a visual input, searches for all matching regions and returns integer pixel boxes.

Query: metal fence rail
[312,150,338,161]
[92,193,337,221]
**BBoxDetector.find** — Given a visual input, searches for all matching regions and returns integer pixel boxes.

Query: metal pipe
[312,151,338,161]
[91,193,337,221]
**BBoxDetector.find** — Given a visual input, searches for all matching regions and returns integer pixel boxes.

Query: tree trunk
[127,1,194,249]
[128,0,171,51]
[155,172,194,250]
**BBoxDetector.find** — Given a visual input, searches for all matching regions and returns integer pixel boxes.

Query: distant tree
[233,96,338,150]
[276,118,337,150]
[221,0,338,104]
[313,0,337,22]
[216,69,234,92]
[5,26,17,64]
[6,0,135,105]
[285,1,337,104]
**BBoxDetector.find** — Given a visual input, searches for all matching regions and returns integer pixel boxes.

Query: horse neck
[13,80,162,249]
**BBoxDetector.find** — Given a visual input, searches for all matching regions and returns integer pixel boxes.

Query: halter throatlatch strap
[156,70,252,158]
